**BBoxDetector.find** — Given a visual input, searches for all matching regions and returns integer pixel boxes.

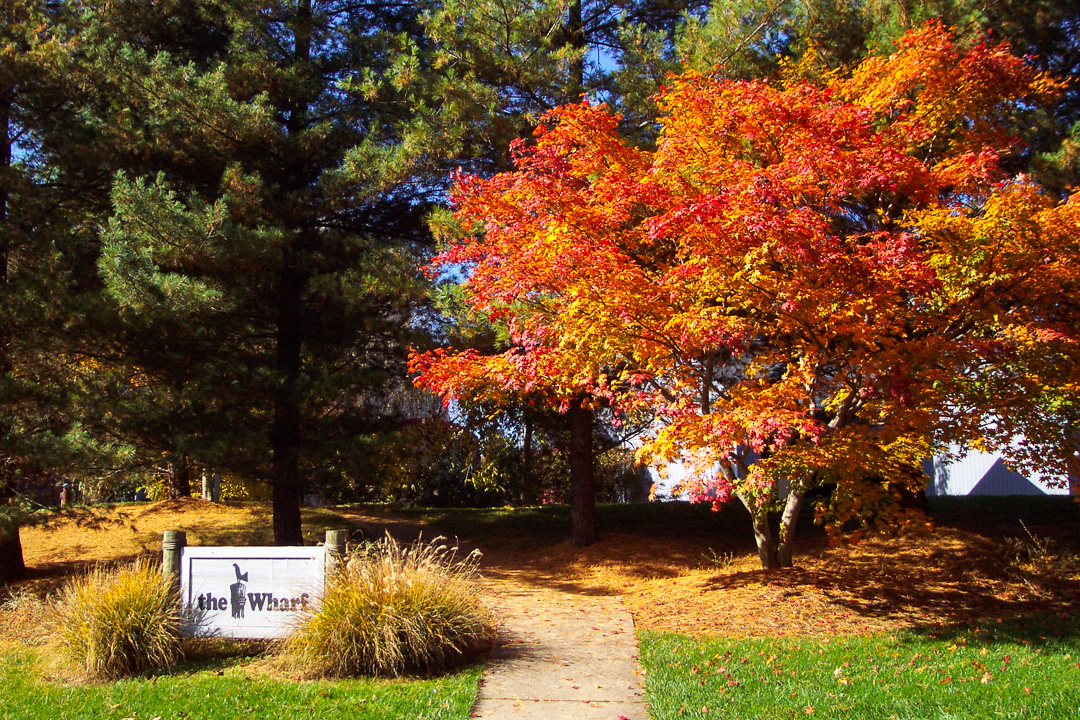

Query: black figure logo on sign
[230,563,248,619]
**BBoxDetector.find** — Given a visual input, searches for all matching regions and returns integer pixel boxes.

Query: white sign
[179,546,325,639]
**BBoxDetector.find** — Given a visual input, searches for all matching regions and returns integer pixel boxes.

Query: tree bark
[700,350,714,414]
[567,394,597,547]
[270,0,313,547]
[520,408,536,505]
[739,492,780,569]
[0,92,10,387]
[0,93,12,430]
[271,264,304,545]
[0,90,21,584]
[565,0,585,101]
[897,464,930,513]
[0,520,25,585]
[166,455,192,498]
[776,487,806,568]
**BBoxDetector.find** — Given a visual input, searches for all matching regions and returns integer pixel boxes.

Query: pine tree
[425,0,711,167]
[76,0,456,544]
[0,0,91,583]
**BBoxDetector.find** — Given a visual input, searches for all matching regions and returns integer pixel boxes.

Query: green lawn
[640,619,1080,720]
[0,645,482,720]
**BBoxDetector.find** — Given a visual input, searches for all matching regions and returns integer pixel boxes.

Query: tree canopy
[413,22,1080,568]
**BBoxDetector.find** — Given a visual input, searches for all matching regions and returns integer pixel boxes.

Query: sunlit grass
[640,617,1080,719]
[0,642,482,720]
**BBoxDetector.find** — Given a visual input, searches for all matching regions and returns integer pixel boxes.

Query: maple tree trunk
[776,488,806,568]
[567,395,597,547]
[739,492,780,569]
[897,464,930,513]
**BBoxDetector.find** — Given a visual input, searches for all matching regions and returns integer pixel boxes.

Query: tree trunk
[520,408,537,505]
[567,395,596,547]
[270,0,313,547]
[739,492,780,569]
[167,455,191,498]
[271,264,304,546]
[0,93,10,375]
[776,487,806,568]
[564,0,585,101]
[0,521,25,585]
[898,464,930,513]
[0,91,13,516]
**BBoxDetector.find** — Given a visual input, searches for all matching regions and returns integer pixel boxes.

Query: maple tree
[413,21,1080,569]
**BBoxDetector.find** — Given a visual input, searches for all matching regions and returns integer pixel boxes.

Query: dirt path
[471,576,647,720]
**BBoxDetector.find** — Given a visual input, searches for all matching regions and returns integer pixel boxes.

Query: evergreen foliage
[67,0,462,543]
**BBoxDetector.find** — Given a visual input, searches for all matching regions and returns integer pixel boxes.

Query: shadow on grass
[898,611,1080,648]
[158,637,276,676]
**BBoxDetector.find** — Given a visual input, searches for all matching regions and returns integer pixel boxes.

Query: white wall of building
[644,446,1072,499]
[924,446,1071,497]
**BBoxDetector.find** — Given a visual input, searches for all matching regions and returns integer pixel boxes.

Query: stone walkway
[470,583,647,719]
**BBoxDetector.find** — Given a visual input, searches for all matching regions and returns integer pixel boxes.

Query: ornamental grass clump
[283,535,494,678]
[47,559,181,680]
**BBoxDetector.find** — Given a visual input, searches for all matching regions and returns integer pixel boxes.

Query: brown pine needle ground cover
[4,496,1079,643]
[466,527,1080,639]
[418,498,1080,639]
[7,499,423,597]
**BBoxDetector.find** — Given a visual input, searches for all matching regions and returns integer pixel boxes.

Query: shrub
[282,535,494,678]
[47,560,181,680]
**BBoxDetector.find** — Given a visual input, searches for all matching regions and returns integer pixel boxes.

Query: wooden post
[325,529,348,576]
[201,471,212,501]
[162,530,187,596]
